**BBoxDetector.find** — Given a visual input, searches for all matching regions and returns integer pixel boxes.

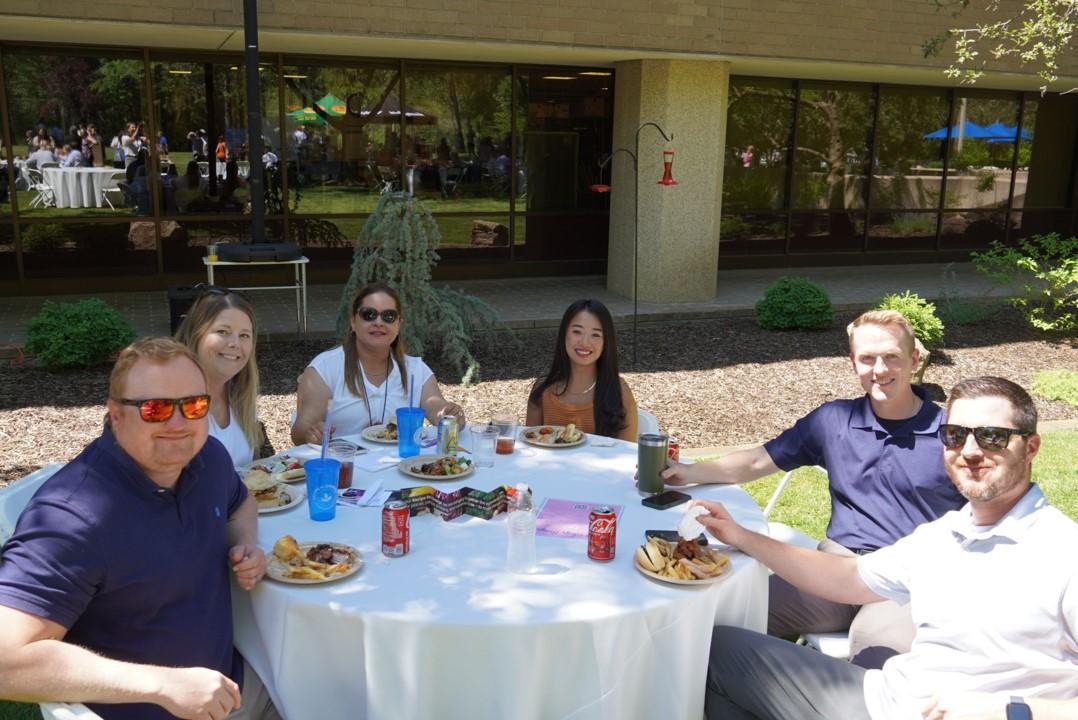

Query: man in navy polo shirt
[0,337,278,720]
[663,309,964,667]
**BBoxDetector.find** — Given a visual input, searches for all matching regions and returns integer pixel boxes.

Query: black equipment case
[217,242,302,262]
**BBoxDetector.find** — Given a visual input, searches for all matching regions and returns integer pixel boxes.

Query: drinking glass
[469,424,498,468]
[493,413,517,454]
[637,433,669,496]
[396,407,425,458]
[304,458,340,521]
[327,438,358,489]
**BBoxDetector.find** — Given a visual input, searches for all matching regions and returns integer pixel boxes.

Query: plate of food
[633,535,730,586]
[243,469,305,514]
[520,424,586,448]
[243,454,306,483]
[267,535,362,584]
[362,423,399,444]
[397,454,474,480]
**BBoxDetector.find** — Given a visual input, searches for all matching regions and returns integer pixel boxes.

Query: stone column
[606,59,729,302]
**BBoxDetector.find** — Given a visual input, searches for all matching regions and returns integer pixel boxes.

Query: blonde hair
[846,309,916,354]
[109,337,204,400]
[175,292,261,450]
[343,282,409,399]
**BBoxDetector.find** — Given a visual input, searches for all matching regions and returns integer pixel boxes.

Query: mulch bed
[2,308,1076,486]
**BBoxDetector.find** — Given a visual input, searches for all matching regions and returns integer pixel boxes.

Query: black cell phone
[641,490,691,510]
[646,529,707,545]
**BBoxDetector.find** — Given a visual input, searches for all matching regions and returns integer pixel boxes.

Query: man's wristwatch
[1006,696,1032,720]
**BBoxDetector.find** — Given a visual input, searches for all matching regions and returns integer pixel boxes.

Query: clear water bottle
[506,483,536,574]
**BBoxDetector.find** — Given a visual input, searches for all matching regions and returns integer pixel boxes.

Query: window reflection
[943,91,1020,210]
[792,83,873,211]
[283,61,401,215]
[3,49,145,218]
[0,224,15,279]
[938,211,1008,250]
[19,221,156,278]
[871,87,949,210]
[723,78,794,212]
[403,65,512,212]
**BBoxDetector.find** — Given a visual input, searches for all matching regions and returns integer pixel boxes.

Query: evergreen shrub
[874,291,945,350]
[25,299,136,369]
[754,277,833,330]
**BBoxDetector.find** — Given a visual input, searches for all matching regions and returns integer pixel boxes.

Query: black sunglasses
[939,424,1032,451]
[118,395,211,423]
[357,307,399,324]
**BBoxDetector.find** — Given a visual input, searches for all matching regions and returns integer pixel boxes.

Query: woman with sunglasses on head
[175,289,271,466]
[292,282,465,445]
[526,299,638,441]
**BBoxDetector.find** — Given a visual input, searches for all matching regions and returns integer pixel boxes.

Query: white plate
[241,453,306,483]
[266,541,362,585]
[633,557,731,586]
[362,424,399,445]
[257,484,305,515]
[397,454,474,481]
[520,425,586,449]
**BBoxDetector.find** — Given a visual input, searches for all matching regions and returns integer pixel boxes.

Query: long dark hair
[529,299,626,437]
[343,282,408,399]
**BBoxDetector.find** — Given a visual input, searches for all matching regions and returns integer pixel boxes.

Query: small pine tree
[337,193,504,384]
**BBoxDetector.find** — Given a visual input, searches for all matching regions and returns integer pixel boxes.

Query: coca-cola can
[667,438,680,463]
[382,501,410,557]
[588,506,617,561]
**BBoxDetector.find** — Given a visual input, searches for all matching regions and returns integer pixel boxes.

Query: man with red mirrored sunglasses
[0,337,280,720]
[701,376,1078,720]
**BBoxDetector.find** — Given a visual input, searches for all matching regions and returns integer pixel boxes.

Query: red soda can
[667,438,680,463]
[382,501,410,557]
[588,506,617,561]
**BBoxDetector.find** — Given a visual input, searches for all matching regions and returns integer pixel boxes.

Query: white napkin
[354,452,402,473]
[678,505,709,540]
[589,437,616,447]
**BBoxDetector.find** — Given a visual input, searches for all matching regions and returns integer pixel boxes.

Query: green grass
[698,429,1078,540]
[1033,370,1078,408]
[0,700,36,719]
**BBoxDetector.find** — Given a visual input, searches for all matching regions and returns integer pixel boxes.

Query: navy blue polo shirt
[0,428,247,720]
[763,386,964,552]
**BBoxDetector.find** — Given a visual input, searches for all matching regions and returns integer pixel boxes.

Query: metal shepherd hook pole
[243,0,266,242]
[593,122,676,366]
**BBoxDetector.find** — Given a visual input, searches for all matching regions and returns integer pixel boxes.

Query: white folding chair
[39,702,103,719]
[25,168,56,209]
[762,465,851,660]
[100,171,128,210]
[637,408,660,435]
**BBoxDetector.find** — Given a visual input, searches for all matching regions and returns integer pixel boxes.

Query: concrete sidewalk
[0,261,1007,351]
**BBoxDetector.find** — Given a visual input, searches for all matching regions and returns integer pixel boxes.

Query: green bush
[874,291,945,350]
[1032,370,1078,408]
[20,224,68,253]
[755,276,834,331]
[25,299,137,369]
[972,233,1078,333]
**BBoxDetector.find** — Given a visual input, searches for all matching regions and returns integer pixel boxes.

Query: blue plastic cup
[304,458,340,522]
[396,407,425,458]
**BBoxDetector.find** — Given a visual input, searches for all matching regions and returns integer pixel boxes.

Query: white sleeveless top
[305,346,434,436]
[209,406,255,467]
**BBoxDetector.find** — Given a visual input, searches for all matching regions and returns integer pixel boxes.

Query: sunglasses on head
[118,395,211,423]
[357,307,399,324]
[939,424,1032,451]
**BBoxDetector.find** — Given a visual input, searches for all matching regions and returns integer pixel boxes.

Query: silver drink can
[437,415,459,454]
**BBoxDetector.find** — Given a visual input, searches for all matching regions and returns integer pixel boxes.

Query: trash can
[167,285,200,334]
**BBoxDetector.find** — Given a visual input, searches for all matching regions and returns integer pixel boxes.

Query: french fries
[634,536,729,581]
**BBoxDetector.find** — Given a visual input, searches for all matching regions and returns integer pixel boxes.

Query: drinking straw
[409,376,415,409]
[320,411,331,460]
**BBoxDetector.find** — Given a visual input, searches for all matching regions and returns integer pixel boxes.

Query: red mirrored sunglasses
[118,395,211,423]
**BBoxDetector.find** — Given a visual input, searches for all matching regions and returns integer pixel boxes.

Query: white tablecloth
[234,437,769,720]
[42,167,121,208]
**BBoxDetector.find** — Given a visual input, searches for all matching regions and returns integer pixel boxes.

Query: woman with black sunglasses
[292,282,465,445]
[175,289,272,466]
[526,299,638,441]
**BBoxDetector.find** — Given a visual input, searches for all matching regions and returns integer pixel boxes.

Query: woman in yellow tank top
[526,299,638,441]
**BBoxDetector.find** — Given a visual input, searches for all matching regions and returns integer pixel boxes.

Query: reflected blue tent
[983,121,1033,142]
[923,121,994,139]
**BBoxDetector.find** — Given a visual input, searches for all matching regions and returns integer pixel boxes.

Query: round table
[233,436,768,720]
[42,167,122,208]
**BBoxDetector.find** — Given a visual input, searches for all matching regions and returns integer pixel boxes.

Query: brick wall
[3,0,1075,77]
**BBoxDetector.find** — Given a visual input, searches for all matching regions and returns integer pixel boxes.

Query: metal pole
[243,0,266,242]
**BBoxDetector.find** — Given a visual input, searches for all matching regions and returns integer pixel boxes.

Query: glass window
[723,78,794,212]
[281,60,401,215]
[286,216,356,263]
[871,87,950,210]
[1015,93,1078,210]
[162,218,250,272]
[517,68,612,213]
[0,223,15,279]
[867,211,938,252]
[20,221,156,278]
[403,64,512,213]
[792,82,873,211]
[943,91,1020,210]
[435,214,511,262]
[1,161,12,217]
[938,211,1008,250]
[1009,210,1074,242]
[3,48,146,218]
[789,211,866,253]
[719,212,787,256]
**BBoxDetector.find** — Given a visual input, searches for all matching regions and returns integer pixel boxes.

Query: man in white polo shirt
[699,376,1077,720]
